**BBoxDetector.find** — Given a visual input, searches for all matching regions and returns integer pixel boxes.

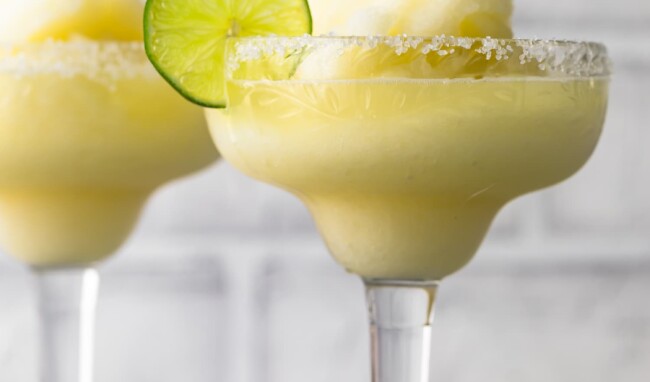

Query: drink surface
[208,76,608,280]
[0,41,217,266]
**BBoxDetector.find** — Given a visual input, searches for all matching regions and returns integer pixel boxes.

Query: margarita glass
[207,35,610,381]
[0,40,217,381]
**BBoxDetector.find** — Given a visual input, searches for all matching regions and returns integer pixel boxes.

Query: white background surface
[1,0,650,381]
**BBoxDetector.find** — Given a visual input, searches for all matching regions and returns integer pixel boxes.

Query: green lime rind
[144,0,312,108]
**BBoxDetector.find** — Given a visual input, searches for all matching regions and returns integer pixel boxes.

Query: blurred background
[1,0,649,381]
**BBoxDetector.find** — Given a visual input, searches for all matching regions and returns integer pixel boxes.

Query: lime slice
[144,0,312,108]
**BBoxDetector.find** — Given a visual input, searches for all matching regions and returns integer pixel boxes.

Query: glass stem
[364,279,438,382]
[34,267,100,382]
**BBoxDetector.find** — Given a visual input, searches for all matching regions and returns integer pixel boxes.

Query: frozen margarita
[0,0,218,266]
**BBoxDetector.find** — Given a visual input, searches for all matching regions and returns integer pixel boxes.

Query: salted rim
[0,39,157,83]
[227,35,612,78]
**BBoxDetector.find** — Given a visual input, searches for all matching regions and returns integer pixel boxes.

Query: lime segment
[144,0,312,108]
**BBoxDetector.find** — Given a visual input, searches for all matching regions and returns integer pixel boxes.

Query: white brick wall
[1,0,649,381]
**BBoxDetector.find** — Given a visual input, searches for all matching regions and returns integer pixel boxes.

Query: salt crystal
[0,39,156,87]
[226,36,611,79]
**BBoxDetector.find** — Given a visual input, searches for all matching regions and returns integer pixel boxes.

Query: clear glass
[209,35,611,380]
[0,40,217,381]
[365,279,438,382]
[35,267,100,382]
